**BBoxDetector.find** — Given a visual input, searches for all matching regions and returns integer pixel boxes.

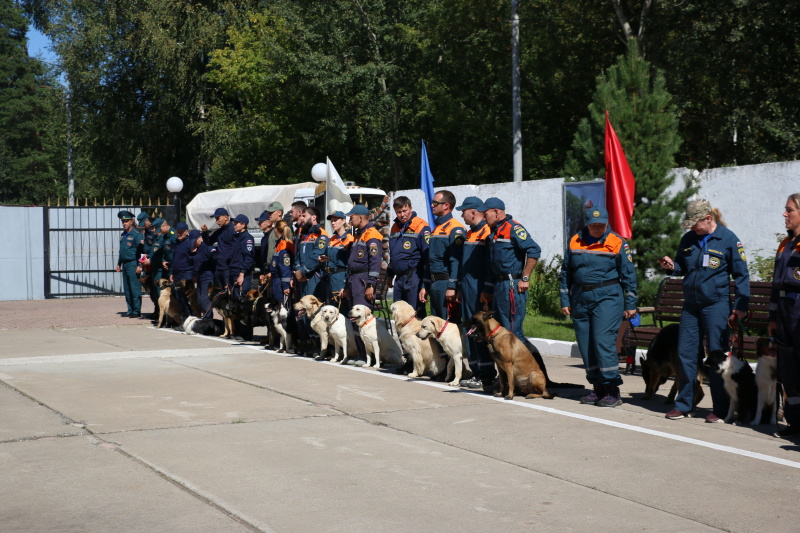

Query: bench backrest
[653,277,685,326]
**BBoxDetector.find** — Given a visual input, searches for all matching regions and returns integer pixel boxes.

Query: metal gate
[44,204,172,298]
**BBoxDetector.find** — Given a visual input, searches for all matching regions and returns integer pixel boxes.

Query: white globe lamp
[166,176,184,193]
[311,162,327,182]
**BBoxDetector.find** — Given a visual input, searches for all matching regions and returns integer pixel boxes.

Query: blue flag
[421,140,436,225]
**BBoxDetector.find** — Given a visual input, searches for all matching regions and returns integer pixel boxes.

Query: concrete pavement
[1,297,799,532]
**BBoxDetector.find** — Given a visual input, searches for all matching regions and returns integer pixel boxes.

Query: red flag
[604,111,635,239]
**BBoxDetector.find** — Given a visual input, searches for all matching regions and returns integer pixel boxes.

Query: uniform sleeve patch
[247,243,253,252]
[515,226,528,241]
[623,242,632,262]
[454,235,464,245]
[283,256,291,266]
[736,241,746,261]
[424,234,430,244]
[318,240,326,249]
[369,243,379,256]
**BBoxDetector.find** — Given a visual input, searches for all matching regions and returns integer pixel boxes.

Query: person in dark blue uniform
[294,206,329,300]
[148,218,175,303]
[344,205,383,309]
[769,193,800,438]
[116,210,144,317]
[191,230,217,319]
[202,207,236,290]
[560,207,638,407]
[229,214,255,295]
[138,212,158,316]
[270,220,295,303]
[455,196,494,390]
[659,199,749,422]
[479,198,541,343]
[321,211,354,311]
[169,222,195,320]
[387,196,430,312]
[420,190,465,319]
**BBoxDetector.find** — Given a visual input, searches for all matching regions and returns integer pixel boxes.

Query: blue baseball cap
[455,196,484,211]
[327,210,346,220]
[346,205,370,216]
[232,214,249,225]
[585,206,608,224]
[256,210,272,222]
[188,229,201,241]
[175,222,189,231]
[479,197,505,211]
[211,207,229,218]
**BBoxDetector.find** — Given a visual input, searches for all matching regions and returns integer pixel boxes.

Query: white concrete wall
[397,160,800,269]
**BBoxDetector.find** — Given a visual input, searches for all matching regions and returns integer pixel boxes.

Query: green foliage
[563,38,696,277]
[526,255,564,319]
[636,276,663,308]
[0,0,65,204]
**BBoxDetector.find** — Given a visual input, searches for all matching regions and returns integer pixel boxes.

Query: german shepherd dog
[464,311,553,400]
[640,323,706,407]
[211,290,242,338]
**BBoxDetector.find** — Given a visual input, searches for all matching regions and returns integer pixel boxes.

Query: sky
[26,26,59,65]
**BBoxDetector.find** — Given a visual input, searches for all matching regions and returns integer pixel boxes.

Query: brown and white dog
[390,301,446,379]
[349,305,404,369]
[464,311,553,400]
[417,315,471,386]
[751,337,780,426]
[156,279,183,328]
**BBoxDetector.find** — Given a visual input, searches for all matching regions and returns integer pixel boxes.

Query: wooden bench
[618,278,771,368]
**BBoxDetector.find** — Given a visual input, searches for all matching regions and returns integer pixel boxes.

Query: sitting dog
[293,295,326,356]
[751,337,779,426]
[156,279,183,328]
[320,305,359,363]
[417,315,471,386]
[265,299,293,353]
[464,311,553,400]
[704,349,757,424]
[390,301,446,379]
[211,290,244,339]
[640,323,705,407]
[349,305,404,369]
[183,316,224,336]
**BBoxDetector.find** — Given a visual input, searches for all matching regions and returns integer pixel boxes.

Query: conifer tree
[564,38,695,276]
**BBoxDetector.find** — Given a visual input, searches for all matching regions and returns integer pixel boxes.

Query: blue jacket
[425,213,465,290]
[229,231,255,275]
[295,225,329,277]
[484,215,540,294]
[171,236,194,281]
[270,238,294,295]
[459,220,491,290]
[670,224,749,311]
[118,228,143,264]
[192,242,217,282]
[203,222,236,266]
[348,222,383,285]
[388,213,430,275]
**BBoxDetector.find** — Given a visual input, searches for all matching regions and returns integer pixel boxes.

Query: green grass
[523,313,576,342]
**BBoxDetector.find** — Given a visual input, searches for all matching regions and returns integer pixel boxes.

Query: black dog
[640,323,706,406]
[704,349,758,424]
[183,316,225,336]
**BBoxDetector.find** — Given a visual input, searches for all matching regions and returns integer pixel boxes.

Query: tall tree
[0,0,64,204]
[564,38,693,275]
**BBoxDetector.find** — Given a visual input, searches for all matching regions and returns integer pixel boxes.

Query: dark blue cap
[327,210,346,220]
[346,205,370,216]
[211,207,229,218]
[118,210,134,220]
[175,222,189,231]
[478,197,505,211]
[455,196,484,211]
[188,229,201,241]
[585,206,608,224]
[136,212,149,222]
[152,218,165,227]
[256,210,271,222]
[232,214,249,225]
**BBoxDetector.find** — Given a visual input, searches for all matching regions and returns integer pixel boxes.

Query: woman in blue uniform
[270,220,295,304]
[321,211,355,313]
[659,199,749,422]
[769,193,800,438]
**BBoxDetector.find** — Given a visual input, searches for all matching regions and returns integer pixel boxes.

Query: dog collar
[438,320,450,337]
[396,316,415,330]
[361,316,375,327]
[487,324,503,341]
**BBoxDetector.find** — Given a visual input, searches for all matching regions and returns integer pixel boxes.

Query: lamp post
[166,176,183,227]
[511,0,522,183]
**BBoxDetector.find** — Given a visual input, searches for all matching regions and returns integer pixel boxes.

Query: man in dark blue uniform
[230,214,256,340]
[202,207,236,290]
[455,196,494,389]
[344,205,383,309]
[387,196,430,312]
[420,190,465,319]
[479,197,540,342]
[138,212,158,317]
[294,206,329,299]
[170,222,195,320]
[116,210,144,317]
[191,230,217,319]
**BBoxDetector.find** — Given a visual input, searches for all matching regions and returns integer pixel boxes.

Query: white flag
[325,157,353,234]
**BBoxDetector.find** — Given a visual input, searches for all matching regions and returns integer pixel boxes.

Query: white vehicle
[185,182,387,246]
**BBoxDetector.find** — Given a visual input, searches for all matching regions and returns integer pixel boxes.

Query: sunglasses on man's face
[431,201,445,207]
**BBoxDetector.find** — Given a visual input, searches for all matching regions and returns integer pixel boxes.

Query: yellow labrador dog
[390,301,446,378]
[320,305,359,364]
[349,305,404,369]
[293,295,328,356]
[417,315,471,387]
